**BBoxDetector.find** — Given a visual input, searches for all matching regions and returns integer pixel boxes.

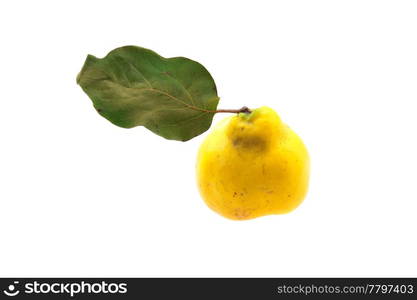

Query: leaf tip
[76,54,98,85]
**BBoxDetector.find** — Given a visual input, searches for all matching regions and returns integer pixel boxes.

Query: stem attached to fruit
[214,106,251,114]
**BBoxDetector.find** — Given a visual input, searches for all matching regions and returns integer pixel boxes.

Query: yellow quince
[196,106,309,220]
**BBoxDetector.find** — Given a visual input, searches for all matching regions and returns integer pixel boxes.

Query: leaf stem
[214,106,251,114]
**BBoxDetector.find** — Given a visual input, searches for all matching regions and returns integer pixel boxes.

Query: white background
[1,0,416,277]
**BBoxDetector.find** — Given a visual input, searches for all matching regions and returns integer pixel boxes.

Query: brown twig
[214,106,251,114]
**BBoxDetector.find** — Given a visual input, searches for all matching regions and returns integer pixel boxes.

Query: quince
[196,106,309,220]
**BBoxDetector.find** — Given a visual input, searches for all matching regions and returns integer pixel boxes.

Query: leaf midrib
[109,78,215,114]
[119,55,200,110]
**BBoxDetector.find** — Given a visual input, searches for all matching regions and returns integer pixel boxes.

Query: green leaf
[77,46,219,141]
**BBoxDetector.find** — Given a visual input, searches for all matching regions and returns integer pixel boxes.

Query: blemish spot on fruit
[233,208,251,220]
[233,192,238,197]
[232,136,266,151]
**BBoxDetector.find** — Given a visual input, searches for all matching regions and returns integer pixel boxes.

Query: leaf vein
[119,56,153,88]
[158,111,208,127]
[163,71,196,106]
